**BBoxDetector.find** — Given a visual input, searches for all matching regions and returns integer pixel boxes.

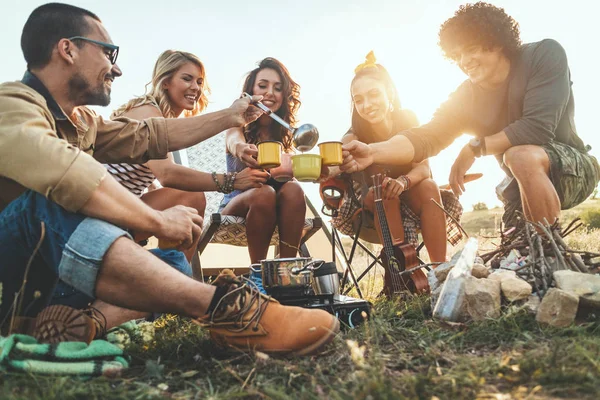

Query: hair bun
[354,50,377,73]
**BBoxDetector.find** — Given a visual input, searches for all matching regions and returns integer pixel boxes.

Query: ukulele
[370,173,430,298]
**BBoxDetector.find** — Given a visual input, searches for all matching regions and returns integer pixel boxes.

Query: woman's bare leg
[276,181,306,258]
[220,186,277,263]
[403,178,447,262]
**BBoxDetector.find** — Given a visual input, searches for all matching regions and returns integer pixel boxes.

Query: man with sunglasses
[0,3,339,355]
[340,2,600,230]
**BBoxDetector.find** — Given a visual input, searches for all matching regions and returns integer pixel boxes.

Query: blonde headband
[354,50,377,73]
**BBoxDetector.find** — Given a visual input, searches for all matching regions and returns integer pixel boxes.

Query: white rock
[471,263,491,279]
[501,277,532,302]
[522,294,541,314]
[536,288,579,327]
[463,276,501,321]
[553,270,600,309]
[488,269,517,283]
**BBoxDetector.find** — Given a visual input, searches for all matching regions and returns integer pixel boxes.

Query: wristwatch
[468,137,486,158]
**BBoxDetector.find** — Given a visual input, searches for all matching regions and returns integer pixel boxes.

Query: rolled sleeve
[400,83,470,162]
[0,89,106,212]
[146,117,169,159]
[92,115,169,163]
[504,39,571,146]
[52,153,107,211]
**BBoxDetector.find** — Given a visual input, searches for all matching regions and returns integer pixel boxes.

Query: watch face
[469,138,482,157]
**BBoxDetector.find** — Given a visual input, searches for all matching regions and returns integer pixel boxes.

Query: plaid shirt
[331,182,464,247]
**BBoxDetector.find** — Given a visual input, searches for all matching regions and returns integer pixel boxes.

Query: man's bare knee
[503,145,550,178]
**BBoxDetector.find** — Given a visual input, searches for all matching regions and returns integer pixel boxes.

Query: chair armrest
[197,213,222,254]
[300,216,322,244]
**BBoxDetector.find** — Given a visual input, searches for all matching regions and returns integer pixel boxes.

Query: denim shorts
[0,190,130,319]
[51,248,192,309]
[497,141,600,227]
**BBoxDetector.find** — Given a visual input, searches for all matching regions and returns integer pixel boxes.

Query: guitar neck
[374,199,396,262]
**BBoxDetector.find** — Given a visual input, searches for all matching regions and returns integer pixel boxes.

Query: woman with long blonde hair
[106,50,267,261]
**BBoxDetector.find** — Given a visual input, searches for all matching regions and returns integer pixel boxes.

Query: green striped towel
[0,334,128,376]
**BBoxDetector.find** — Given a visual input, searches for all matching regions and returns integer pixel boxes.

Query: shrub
[472,202,488,211]
[580,208,600,229]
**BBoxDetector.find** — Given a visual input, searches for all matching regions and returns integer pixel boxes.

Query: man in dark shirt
[340,2,600,228]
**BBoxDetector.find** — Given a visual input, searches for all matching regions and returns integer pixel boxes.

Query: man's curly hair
[439,2,521,61]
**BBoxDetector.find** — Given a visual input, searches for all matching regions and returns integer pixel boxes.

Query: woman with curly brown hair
[222,57,306,263]
[341,2,599,229]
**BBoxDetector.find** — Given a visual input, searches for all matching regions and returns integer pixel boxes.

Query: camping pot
[311,261,340,295]
[260,257,324,290]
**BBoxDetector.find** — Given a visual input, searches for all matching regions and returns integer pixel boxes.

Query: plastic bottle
[433,238,479,321]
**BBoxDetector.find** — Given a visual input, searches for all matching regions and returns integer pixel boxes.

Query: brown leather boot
[194,269,340,356]
[32,305,100,344]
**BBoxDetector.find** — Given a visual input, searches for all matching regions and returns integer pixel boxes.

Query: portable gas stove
[272,291,371,329]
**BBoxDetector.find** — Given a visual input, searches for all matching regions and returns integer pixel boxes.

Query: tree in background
[472,202,488,211]
[581,208,600,229]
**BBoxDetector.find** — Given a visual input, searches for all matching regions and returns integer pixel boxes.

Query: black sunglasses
[67,36,119,65]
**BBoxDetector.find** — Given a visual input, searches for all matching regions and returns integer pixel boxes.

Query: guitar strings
[372,174,405,293]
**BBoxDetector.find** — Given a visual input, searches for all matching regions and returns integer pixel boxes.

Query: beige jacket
[0,74,169,213]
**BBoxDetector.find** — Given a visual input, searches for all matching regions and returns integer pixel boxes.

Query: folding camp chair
[321,174,476,299]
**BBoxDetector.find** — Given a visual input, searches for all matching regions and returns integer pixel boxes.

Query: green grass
[1,297,599,399]
[2,202,600,399]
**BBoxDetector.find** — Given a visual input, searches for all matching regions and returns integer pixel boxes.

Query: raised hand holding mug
[318,141,343,166]
[257,141,282,169]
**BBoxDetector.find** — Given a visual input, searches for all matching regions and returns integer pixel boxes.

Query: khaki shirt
[0,72,169,213]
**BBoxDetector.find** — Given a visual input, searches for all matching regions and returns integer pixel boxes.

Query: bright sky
[2,0,599,214]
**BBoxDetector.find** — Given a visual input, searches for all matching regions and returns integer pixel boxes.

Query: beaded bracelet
[223,172,232,194]
[228,172,237,193]
[212,172,225,193]
[399,175,411,191]
[212,172,238,194]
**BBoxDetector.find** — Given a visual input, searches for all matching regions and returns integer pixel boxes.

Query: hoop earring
[388,102,394,112]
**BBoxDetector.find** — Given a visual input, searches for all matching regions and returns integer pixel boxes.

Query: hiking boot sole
[32,305,96,344]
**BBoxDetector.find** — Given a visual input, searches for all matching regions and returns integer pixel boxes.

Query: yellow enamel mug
[318,141,343,166]
[257,141,282,169]
[158,238,182,249]
[291,154,322,182]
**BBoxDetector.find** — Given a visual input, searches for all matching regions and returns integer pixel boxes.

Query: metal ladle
[243,93,319,152]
